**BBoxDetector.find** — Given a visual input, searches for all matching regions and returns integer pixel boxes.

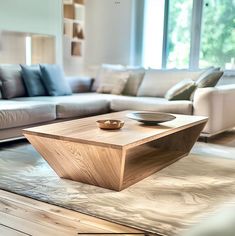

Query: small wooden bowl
[96,119,124,130]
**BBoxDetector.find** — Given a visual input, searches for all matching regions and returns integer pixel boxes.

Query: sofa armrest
[66,76,94,93]
[193,85,235,136]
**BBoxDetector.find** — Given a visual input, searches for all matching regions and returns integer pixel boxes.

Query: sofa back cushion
[137,69,204,97]
[20,65,47,97]
[40,64,72,96]
[67,76,94,93]
[0,65,27,99]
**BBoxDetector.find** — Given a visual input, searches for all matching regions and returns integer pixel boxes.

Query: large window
[143,0,235,70]
[167,0,193,68]
[142,0,165,68]
[200,0,235,68]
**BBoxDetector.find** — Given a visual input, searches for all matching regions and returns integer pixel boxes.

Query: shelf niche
[63,0,85,58]
[71,41,82,57]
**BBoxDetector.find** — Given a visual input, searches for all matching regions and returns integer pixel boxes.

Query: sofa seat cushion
[0,101,56,129]
[11,93,118,103]
[57,100,110,119]
[12,93,115,119]
[111,96,193,115]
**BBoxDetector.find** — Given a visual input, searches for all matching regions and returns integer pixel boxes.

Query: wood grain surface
[23,111,207,149]
[0,190,143,236]
[24,111,206,190]
[24,133,124,190]
[1,140,235,235]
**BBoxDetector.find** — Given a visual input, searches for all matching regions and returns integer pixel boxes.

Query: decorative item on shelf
[63,21,84,39]
[71,41,82,56]
[74,23,84,39]
[96,120,124,130]
[126,112,176,125]
[63,0,85,58]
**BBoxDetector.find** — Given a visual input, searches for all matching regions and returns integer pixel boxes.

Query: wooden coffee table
[24,111,207,191]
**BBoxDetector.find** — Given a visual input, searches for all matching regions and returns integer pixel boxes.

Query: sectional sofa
[0,64,235,142]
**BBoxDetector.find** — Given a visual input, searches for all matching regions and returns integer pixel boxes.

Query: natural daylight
[0,0,235,235]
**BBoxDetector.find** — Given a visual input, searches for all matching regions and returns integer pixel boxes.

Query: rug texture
[1,142,235,236]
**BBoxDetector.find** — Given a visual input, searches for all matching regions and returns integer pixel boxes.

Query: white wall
[84,0,133,67]
[0,0,63,64]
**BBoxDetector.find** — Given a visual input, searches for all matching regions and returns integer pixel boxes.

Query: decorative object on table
[96,119,124,130]
[126,112,176,125]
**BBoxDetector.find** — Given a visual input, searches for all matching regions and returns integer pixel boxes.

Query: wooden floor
[1,129,235,236]
[0,190,146,236]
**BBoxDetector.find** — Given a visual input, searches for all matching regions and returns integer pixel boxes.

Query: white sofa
[110,85,235,137]
[194,85,235,136]
[0,65,234,142]
[105,67,235,137]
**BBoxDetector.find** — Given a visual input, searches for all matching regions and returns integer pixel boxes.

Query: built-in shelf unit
[63,0,85,58]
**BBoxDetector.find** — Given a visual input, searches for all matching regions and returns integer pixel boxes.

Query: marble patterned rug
[1,142,235,235]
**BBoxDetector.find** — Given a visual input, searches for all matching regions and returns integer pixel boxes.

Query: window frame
[150,0,235,72]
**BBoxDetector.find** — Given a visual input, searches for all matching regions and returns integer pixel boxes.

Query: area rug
[1,142,235,236]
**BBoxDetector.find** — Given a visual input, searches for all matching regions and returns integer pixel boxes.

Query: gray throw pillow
[0,65,27,99]
[196,71,223,88]
[165,79,197,101]
[20,65,47,97]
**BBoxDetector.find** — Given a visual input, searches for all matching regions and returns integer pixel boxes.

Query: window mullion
[190,0,203,69]
[162,0,169,69]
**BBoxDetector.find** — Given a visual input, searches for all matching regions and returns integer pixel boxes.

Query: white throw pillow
[94,64,145,96]
[93,64,126,91]
[96,71,129,95]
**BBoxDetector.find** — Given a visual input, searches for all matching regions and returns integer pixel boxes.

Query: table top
[23,111,207,149]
